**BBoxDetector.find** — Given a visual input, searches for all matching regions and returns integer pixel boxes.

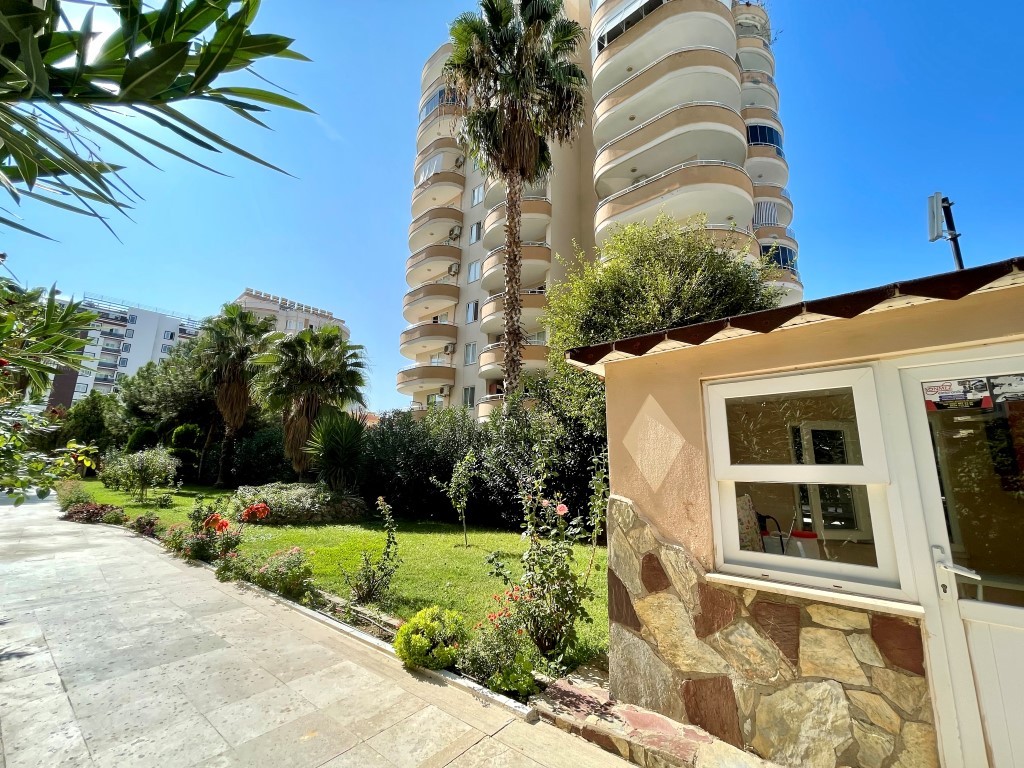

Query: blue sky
[6,2,1022,412]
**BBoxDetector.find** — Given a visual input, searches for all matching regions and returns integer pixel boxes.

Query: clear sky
[5,2,1022,412]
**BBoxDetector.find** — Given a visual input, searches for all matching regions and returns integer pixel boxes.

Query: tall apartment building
[58,295,203,407]
[398,0,800,416]
[233,288,350,339]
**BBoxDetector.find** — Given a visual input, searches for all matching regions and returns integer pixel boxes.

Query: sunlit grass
[80,479,610,659]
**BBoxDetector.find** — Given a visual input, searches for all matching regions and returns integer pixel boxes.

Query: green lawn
[80,480,610,658]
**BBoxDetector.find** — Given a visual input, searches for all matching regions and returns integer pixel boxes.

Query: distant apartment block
[233,288,350,339]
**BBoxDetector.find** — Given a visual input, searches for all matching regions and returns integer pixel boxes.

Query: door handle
[936,560,981,581]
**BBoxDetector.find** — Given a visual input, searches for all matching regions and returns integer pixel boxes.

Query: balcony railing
[598,159,747,209]
[481,289,547,309]
[96,311,129,324]
[596,46,731,109]
[741,70,776,87]
[94,375,117,384]
[99,329,125,338]
[737,34,772,52]
[596,100,740,156]
[749,142,785,159]
[97,360,118,370]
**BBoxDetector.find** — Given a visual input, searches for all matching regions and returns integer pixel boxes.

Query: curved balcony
[741,106,782,136]
[478,343,549,380]
[745,143,788,186]
[399,322,458,360]
[476,394,506,420]
[396,364,456,396]
[593,0,736,100]
[753,183,793,226]
[595,159,754,241]
[706,224,757,255]
[405,243,461,286]
[408,206,463,253]
[480,290,548,334]
[415,136,461,168]
[737,36,774,74]
[402,281,460,324]
[767,270,804,308]
[594,101,747,200]
[733,2,770,29]
[411,170,465,218]
[756,224,797,250]
[416,103,461,153]
[593,47,740,147]
[481,197,552,250]
[740,70,779,111]
[421,43,452,91]
[481,243,552,292]
[482,177,548,211]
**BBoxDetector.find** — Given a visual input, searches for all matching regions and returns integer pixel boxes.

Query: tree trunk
[214,424,236,488]
[502,172,525,395]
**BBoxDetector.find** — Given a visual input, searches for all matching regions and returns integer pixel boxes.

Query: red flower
[203,513,223,531]
[0,359,9,367]
[215,519,230,533]
[12,422,22,432]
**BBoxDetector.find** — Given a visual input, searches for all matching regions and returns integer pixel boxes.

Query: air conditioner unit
[448,225,463,240]
[453,156,465,169]
[439,385,451,397]
[443,343,457,354]
[447,263,460,276]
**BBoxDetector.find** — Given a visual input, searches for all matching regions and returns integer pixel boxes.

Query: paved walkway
[0,500,629,768]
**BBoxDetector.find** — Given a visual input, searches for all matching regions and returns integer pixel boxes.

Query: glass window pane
[725,388,862,465]
[735,483,878,567]
[924,375,1024,606]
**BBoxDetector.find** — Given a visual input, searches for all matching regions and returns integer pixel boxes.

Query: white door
[901,351,1024,768]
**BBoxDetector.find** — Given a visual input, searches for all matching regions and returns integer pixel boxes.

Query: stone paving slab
[0,500,631,767]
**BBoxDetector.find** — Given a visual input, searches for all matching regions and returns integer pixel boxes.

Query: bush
[231,482,363,526]
[169,447,199,482]
[458,598,538,700]
[129,514,160,537]
[304,410,366,492]
[100,448,179,502]
[102,508,128,525]
[125,425,159,453]
[171,424,202,450]
[55,479,94,511]
[345,497,400,605]
[60,503,124,524]
[155,492,174,509]
[232,426,294,486]
[217,547,316,603]
[163,496,242,562]
[393,607,468,670]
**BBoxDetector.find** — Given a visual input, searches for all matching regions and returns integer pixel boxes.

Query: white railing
[598,159,747,208]
[485,242,550,259]
[481,289,548,309]
[596,46,732,107]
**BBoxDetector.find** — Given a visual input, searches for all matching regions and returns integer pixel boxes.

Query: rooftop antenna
[928,192,965,271]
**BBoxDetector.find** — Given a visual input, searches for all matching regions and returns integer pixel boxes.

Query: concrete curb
[94,521,538,723]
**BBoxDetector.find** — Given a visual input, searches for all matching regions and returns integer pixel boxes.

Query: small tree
[446,450,476,548]
[344,497,401,605]
[304,410,366,493]
[104,447,179,502]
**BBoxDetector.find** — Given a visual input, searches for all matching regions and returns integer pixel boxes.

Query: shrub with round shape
[393,607,468,670]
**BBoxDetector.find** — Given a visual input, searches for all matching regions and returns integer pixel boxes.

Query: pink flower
[555,504,568,516]
[541,499,549,507]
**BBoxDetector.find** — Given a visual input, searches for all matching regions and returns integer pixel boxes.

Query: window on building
[706,368,900,596]
[286,319,297,330]
[429,352,446,365]
[81,370,91,378]
[525,330,547,345]
[471,185,484,206]
[432,312,449,324]
[121,343,131,353]
[426,393,442,407]
[747,124,785,156]
[125,329,134,339]
[469,222,482,244]
[75,383,87,393]
[116,373,127,381]
[161,344,172,354]
[163,330,174,340]
[464,342,478,365]
[128,314,137,324]
[118,357,129,367]
[463,386,476,407]
[466,301,479,323]
[467,261,481,283]
[84,351,95,358]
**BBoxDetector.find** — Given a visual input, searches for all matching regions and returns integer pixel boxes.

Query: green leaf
[208,87,312,113]
[0,212,56,240]
[190,7,247,93]
[151,0,178,45]
[17,25,48,98]
[234,33,294,59]
[174,0,230,42]
[0,0,46,46]
[120,42,189,100]
[39,31,81,65]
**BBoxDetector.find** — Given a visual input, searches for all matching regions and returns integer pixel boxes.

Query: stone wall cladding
[607,496,941,768]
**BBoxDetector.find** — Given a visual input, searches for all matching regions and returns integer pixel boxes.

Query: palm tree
[254,326,367,477]
[196,304,278,487]
[445,0,587,394]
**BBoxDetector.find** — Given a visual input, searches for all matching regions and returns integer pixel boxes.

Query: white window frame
[463,386,476,407]
[464,342,477,366]
[469,222,481,244]
[466,301,479,323]
[705,366,906,598]
[467,261,481,283]
[471,184,484,207]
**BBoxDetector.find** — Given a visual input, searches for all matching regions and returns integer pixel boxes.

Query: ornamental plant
[101,447,179,502]
[217,547,316,604]
[164,496,244,562]
[344,497,401,605]
[60,503,124,524]
[393,607,468,670]
[458,591,538,700]
[128,514,160,538]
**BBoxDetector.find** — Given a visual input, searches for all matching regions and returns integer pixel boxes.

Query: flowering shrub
[344,497,400,605]
[99,448,179,502]
[128,514,160,537]
[240,502,270,523]
[163,496,243,563]
[231,482,363,525]
[458,591,538,700]
[393,606,468,670]
[488,498,594,656]
[102,508,128,525]
[216,547,317,604]
[60,502,124,524]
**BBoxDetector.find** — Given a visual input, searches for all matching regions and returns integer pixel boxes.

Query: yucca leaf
[207,86,312,113]
[151,0,178,45]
